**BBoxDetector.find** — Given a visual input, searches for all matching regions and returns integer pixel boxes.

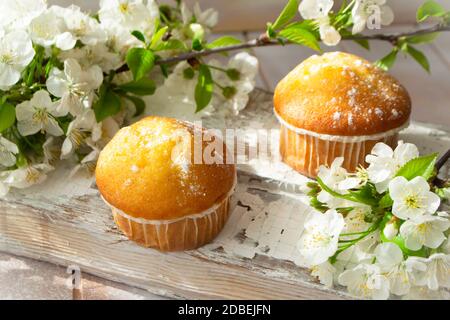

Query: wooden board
[1,89,449,300]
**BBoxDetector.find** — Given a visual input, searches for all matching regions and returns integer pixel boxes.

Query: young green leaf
[406,32,440,44]
[124,95,146,117]
[131,30,146,43]
[279,24,321,52]
[375,49,398,71]
[354,39,370,50]
[395,153,438,181]
[195,65,214,113]
[150,26,169,49]
[405,45,430,72]
[272,0,300,30]
[379,193,394,209]
[206,36,242,49]
[118,78,156,96]
[0,102,16,133]
[317,177,378,206]
[417,0,446,22]
[93,86,122,122]
[154,39,188,52]
[126,48,155,81]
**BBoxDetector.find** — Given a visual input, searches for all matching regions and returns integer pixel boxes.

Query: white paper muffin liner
[103,174,237,251]
[275,111,407,177]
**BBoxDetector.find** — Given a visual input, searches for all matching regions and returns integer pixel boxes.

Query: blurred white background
[50,0,450,31]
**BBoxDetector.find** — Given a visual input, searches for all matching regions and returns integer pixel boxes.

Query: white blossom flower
[46,59,103,116]
[42,137,61,166]
[16,90,65,137]
[374,243,424,296]
[62,110,98,159]
[366,142,419,193]
[0,136,19,168]
[28,9,76,51]
[402,286,450,300]
[389,176,441,221]
[297,209,345,267]
[400,215,450,251]
[351,0,394,35]
[99,0,159,34]
[311,261,336,288]
[408,254,450,290]
[343,206,372,234]
[59,43,123,73]
[3,163,54,190]
[103,23,142,56]
[317,157,360,208]
[181,2,219,30]
[212,52,259,114]
[0,0,47,31]
[383,221,398,240]
[0,30,35,91]
[51,5,107,47]
[69,140,100,177]
[298,0,341,46]
[338,263,390,299]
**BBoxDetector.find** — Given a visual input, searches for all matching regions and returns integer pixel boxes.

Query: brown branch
[151,24,450,66]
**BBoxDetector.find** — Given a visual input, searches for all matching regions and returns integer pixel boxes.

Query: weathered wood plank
[1,89,449,300]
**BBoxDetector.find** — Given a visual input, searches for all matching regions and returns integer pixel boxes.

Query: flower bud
[383,222,398,240]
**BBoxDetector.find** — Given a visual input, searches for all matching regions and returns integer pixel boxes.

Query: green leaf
[395,153,438,181]
[417,0,446,22]
[195,65,214,113]
[0,102,16,133]
[379,193,394,209]
[317,177,378,207]
[93,86,122,122]
[126,48,155,81]
[150,26,169,49]
[406,32,440,44]
[118,78,156,96]
[272,0,300,30]
[375,49,398,71]
[354,39,370,50]
[279,24,321,52]
[131,30,146,43]
[206,36,242,49]
[405,45,430,72]
[124,95,146,117]
[154,39,188,52]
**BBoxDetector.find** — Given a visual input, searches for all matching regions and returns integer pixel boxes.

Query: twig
[433,148,450,187]
[149,24,450,66]
[436,149,450,172]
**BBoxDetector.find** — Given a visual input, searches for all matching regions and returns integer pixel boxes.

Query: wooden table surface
[1,27,450,299]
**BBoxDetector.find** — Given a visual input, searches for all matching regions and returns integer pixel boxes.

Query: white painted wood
[1,89,449,300]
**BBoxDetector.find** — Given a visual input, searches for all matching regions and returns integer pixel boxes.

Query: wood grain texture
[0,179,351,300]
[0,90,355,300]
[1,88,449,300]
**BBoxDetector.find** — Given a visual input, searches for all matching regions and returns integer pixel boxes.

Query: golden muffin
[96,116,236,251]
[274,52,411,178]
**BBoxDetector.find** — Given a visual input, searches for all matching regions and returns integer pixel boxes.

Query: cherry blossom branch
[152,24,450,66]
[436,149,450,173]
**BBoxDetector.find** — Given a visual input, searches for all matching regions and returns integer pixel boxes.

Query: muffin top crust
[96,116,236,220]
[274,52,411,136]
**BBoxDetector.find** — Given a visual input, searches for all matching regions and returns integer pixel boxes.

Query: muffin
[274,52,411,178]
[96,116,236,251]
